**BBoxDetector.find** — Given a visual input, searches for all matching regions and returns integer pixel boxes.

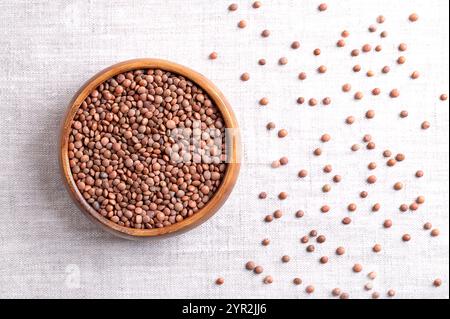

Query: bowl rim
[60,58,240,239]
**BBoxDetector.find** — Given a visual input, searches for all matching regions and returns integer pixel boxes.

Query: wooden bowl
[60,58,240,239]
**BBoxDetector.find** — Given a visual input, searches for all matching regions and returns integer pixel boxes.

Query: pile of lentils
[211,1,448,297]
[68,69,227,229]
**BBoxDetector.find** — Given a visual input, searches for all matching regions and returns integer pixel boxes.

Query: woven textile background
[0,0,448,299]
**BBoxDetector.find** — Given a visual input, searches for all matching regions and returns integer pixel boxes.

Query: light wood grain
[59,59,241,240]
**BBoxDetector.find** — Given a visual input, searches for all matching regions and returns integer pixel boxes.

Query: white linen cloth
[0,0,448,298]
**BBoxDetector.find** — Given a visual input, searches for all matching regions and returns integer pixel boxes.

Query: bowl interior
[60,59,240,239]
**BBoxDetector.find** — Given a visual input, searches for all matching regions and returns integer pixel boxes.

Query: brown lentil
[228,3,238,11]
[440,94,448,101]
[305,285,315,294]
[320,256,329,264]
[333,175,342,183]
[360,191,368,198]
[321,133,331,142]
[317,235,326,243]
[396,153,405,161]
[353,263,363,273]
[309,98,318,106]
[258,192,267,199]
[402,234,411,242]
[266,122,276,130]
[306,245,315,252]
[416,196,425,204]
[238,20,247,28]
[259,97,269,106]
[313,148,322,156]
[337,39,345,47]
[240,72,250,81]
[390,89,400,98]
[342,217,352,225]
[68,69,226,230]
[393,182,403,191]
[209,52,218,60]
[336,247,345,255]
[278,129,288,138]
[279,156,289,165]
[297,97,305,104]
[397,56,406,64]
[421,121,430,130]
[332,288,342,296]
[342,83,351,92]
[354,91,364,100]
[423,222,432,230]
[372,244,382,253]
[245,261,256,270]
[431,229,440,237]
[353,64,361,72]
[411,71,420,79]
[323,164,332,173]
[346,116,355,124]
[366,110,375,119]
[252,1,262,8]
[293,278,302,285]
[362,44,372,52]
[433,279,442,287]
[295,210,304,218]
[298,169,308,178]
[351,144,360,152]
[281,255,291,263]
[409,13,419,22]
[318,3,327,11]
[262,238,270,246]
[263,276,273,285]
[372,203,380,212]
[279,57,288,65]
[258,58,266,66]
[273,209,283,218]
[309,230,318,237]
[254,266,264,274]
[398,43,408,51]
[387,289,396,297]
[372,88,381,95]
[387,159,396,167]
[216,277,225,285]
[291,41,300,49]
[383,219,393,228]
[321,205,330,213]
[415,170,424,178]
[313,48,321,56]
